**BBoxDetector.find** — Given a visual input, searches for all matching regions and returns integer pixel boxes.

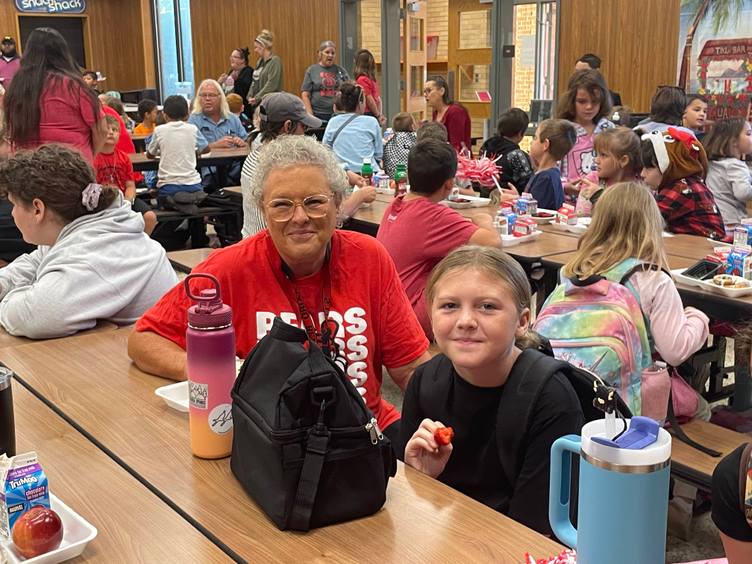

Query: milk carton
[0,452,50,540]
[513,217,537,237]
[733,225,752,247]
[557,204,577,225]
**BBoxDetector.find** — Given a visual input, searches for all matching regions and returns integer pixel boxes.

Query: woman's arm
[301,91,314,115]
[0,251,43,301]
[91,116,108,155]
[128,329,188,381]
[124,180,137,203]
[729,160,752,203]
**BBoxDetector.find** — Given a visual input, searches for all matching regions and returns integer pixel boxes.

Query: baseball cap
[259,92,322,129]
[1,37,15,45]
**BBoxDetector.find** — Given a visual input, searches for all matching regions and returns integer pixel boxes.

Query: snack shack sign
[15,0,85,14]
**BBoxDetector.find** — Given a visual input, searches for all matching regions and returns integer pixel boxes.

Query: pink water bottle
[184,273,236,459]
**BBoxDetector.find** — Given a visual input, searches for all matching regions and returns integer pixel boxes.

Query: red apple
[11,505,64,558]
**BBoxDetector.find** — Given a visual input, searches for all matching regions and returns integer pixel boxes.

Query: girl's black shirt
[399,352,584,536]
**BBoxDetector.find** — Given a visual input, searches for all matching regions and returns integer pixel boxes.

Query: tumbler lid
[0,366,13,391]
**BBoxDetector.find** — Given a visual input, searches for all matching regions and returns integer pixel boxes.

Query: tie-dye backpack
[533,258,653,415]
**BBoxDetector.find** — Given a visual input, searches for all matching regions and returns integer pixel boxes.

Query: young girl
[575,127,642,216]
[555,69,614,193]
[539,182,709,406]
[0,144,177,339]
[703,118,752,225]
[401,246,584,536]
[683,94,708,139]
[382,112,417,178]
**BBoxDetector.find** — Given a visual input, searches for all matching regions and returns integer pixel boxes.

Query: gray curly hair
[250,135,349,207]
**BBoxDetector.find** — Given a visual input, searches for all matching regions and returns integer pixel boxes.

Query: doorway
[19,16,87,68]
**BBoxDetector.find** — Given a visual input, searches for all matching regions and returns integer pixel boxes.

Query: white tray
[530,209,557,224]
[155,358,244,412]
[500,230,541,247]
[548,217,590,235]
[671,268,752,297]
[2,494,97,563]
[441,195,492,209]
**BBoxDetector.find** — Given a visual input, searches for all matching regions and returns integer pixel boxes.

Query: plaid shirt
[655,176,725,239]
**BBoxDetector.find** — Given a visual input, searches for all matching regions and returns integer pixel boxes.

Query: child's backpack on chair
[533,258,654,415]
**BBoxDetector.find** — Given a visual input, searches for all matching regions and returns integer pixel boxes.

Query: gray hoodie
[0,195,178,338]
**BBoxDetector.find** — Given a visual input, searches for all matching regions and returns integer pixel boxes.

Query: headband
[82,183,102,211]
[641,131,670,174]
[255,35,272,49]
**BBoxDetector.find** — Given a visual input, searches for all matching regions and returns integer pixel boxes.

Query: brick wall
[512,3,536,113]
[427,0,448,61]
[359,0,382,63]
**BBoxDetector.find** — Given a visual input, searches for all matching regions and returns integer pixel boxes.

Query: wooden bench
[671,419,749,491]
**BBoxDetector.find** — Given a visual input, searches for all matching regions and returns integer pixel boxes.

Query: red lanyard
[277,251,339,358]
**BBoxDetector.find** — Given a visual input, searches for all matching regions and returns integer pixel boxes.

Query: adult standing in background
[218,47,254,116]
[247,30,283,110]
[353,49,385,126]
[3,28,105,163]
[0,37,20,87]
[424,75,471,153]
[575,53,622,107]
[301,40,350,125]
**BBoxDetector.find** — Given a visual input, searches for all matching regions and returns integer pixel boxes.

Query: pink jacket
[631,270,709,366]
[0,56,20,86]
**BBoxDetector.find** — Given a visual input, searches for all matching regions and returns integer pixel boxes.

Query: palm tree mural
[678,0,745,90]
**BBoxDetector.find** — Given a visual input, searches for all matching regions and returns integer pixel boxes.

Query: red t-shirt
[29,75,103,163]
[434,103,472,154]
[356,75,381,109]
[136,230,429,430]
[376,196,478,339]
[94,148,135,193]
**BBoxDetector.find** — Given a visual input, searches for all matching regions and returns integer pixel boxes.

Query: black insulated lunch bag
[230,317,396,531]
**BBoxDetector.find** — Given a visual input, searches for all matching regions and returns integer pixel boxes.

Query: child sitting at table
[401,245,584,536]
[575,127,642,216]
[683,94,708,141]
[382,112,417,177]
[479,107,534,196]
[226,93,252,132]
[146,95,210,203]
[640,127,725,239]
[525,118,577,210]
[133,99,159,136]
[703,118,752,226]
[0,144,177,339]
[535,182,710,413]
[94,115,157,235]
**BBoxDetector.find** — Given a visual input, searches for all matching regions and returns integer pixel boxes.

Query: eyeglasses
[265,193,333,222]
[423,87,436,95]
[199,92,219,98]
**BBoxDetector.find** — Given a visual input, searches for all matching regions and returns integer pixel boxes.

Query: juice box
[0,452,50,540]
[726,245,752,279]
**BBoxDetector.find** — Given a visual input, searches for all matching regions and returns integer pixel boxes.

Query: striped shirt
[240,146,267,237]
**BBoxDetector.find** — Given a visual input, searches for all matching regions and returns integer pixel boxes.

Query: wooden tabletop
[1,329,563,562]
[663,234,723,260]
[167,248,215,273]
[11,380,229,562]
[130,147,249,171]
[0,320,119,350]
[671,419,749,490]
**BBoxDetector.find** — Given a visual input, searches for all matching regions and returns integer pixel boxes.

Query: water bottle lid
[184,273,233,329]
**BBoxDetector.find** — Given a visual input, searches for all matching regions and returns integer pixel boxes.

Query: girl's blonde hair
[425,246,540,349]
[593,127,642,178]
[563,181,669,279]
[192,79,230,118]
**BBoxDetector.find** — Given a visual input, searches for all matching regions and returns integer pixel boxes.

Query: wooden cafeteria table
[130,147,249,172]
[0,320,118,350]
[10,380,229,562]
[167,248,215,273]
[1,329,564,563]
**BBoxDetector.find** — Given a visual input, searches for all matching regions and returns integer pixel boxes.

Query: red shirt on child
[135,230,429,430]
[376,196,478,339]
[94,148,135,193]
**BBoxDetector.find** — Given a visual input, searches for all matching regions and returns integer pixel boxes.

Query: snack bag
[0,452,50,540]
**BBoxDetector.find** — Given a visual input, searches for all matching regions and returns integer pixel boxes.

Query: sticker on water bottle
[209,403,233,435]
[189,382,208,410]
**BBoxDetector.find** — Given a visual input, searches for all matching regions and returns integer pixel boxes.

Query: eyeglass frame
[263,193,336,222]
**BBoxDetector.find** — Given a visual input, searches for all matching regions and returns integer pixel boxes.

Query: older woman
[323,82,383,173]
[301,40,350,125]
[189,79,247,187]
[218,47,254,115]
[129,135,429,440]
[424,75,471,153]
[247,30,283,110]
